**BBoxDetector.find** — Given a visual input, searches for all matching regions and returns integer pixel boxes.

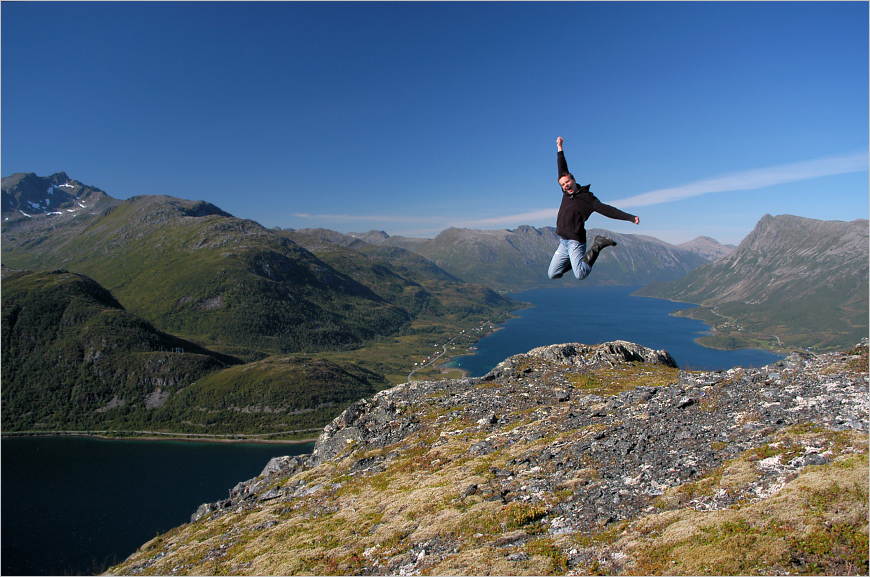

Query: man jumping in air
[548,136,640,281]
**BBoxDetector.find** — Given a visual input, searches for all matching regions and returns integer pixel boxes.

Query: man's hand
[633,216,640,225]
[556,136,564,151]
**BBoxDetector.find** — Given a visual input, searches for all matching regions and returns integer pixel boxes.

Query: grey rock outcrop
[194,340,866,521]
[309,342,678,467]
[493,341,678,373]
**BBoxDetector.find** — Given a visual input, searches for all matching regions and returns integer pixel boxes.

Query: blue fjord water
[446,285,782,376]
[2,286,782,576]
[1,437,314,576]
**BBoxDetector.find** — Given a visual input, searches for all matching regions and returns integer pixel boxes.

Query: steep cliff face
[645,215,869,306]
[108,340,868,576]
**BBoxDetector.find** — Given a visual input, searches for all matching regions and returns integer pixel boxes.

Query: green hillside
[2,196,411,357]
[1,188,520,437]
[158,356,386,437]
[1,268,234,431]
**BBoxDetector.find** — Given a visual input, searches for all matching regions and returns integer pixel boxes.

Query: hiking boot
[582,235,617,268]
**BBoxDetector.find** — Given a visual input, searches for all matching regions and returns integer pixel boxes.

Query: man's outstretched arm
[592,196,640,225]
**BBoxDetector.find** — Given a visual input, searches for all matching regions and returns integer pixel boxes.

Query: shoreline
[633,290,794,355]
[1,430,319,445]
[434,309,526,379]
[436,363,470,379]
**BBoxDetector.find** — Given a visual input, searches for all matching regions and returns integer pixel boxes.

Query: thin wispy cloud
[293,213,443,224]
[294,151,868,235]
[457,150,869,228]
[456,209,556,228]
[612,150,869,208]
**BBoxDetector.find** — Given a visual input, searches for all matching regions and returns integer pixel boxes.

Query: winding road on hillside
[407,336,458,382]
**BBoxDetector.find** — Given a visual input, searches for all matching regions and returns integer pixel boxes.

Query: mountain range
[299,225,731,292]
[2,174,521,357]
[1,173,518,435]
[2,172,867,437]
[5,172,866,577]
[638,214,869,351]
[3,172,731,295]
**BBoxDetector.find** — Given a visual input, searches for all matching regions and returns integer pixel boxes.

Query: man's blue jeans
[548,237,591,280]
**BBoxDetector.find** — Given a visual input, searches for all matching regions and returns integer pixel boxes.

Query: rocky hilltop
[109,340,868,576]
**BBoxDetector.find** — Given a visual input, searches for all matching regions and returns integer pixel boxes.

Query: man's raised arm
[557,136,570,178]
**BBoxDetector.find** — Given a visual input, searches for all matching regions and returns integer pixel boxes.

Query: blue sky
[2,1,867,245]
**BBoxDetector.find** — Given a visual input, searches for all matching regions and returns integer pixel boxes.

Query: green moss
[526,537,569,573]
[789,522,869,574]
[566,365,679,396]
[504,502,549,530]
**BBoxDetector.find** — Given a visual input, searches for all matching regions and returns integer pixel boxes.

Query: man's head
[559,173,577,194]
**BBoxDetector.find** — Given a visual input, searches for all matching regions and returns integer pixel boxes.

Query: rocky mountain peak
[728,215,868,291]
[47,171,71,185]
[1,171,111,221]
[639,214,868,351]
[349,230,391,242]
[677,235,735,261]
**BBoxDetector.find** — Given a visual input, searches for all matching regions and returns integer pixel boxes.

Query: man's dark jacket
[556,150,636,243]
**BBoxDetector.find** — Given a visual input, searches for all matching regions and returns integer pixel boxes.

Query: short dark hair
[558,173,575,183]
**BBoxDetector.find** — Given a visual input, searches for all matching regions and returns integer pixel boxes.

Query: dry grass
[567,364,681,396]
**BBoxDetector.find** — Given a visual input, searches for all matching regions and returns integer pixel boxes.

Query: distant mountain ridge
[4,170,865,439]
[3,193,421,355]
[307,225,731,292]
[678,235,736,261]
[638,214,869,351]
[0,181,517,360]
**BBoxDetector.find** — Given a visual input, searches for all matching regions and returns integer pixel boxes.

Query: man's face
[559,176,576,194]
